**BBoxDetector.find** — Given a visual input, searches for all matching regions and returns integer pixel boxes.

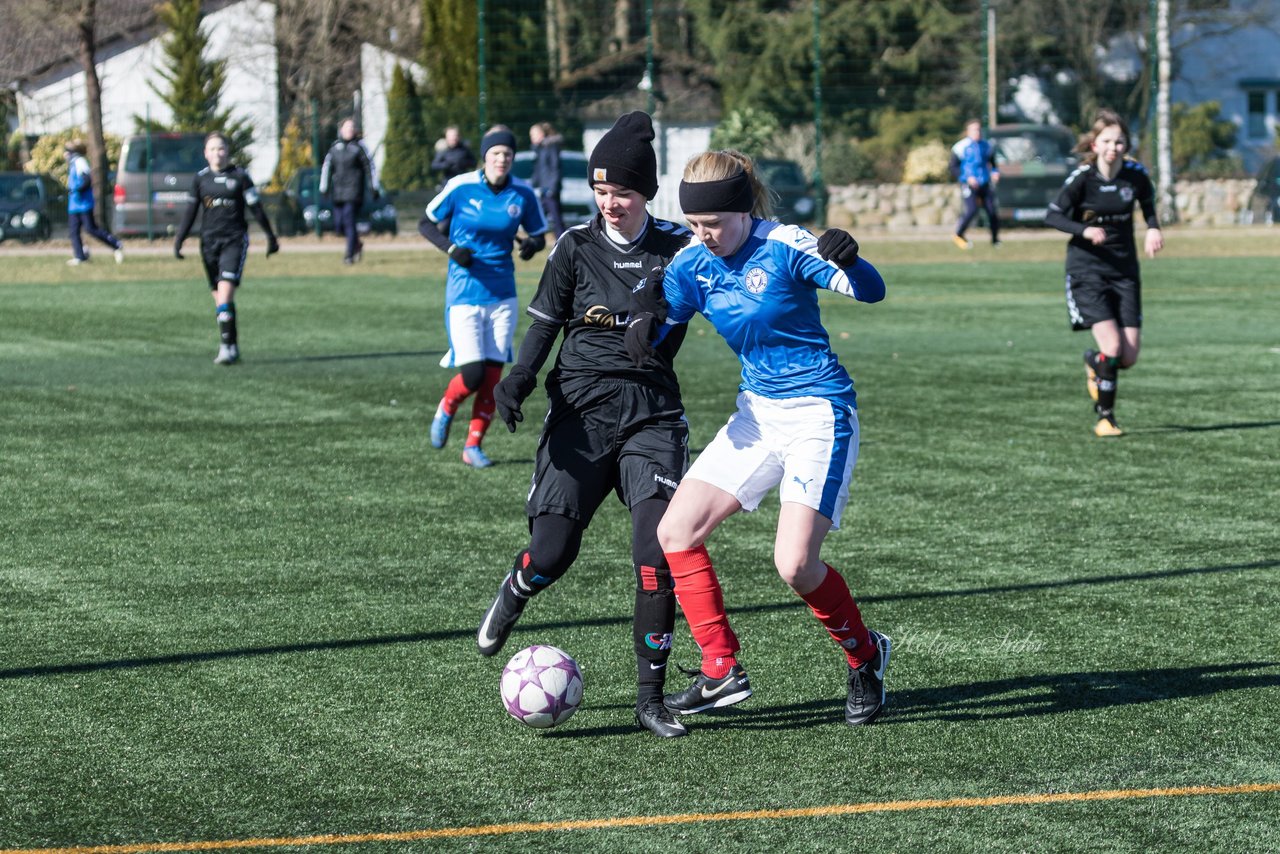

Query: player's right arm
[1044,171,1089,238]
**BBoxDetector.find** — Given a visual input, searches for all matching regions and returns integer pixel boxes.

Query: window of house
[1246,91,1268,139]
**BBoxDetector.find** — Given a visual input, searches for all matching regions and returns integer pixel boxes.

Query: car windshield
[993,132,1074,164]
[124,136,207,173]
[0,175,42,202]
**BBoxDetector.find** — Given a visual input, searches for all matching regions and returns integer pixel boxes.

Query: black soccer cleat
[477,574,529,657]
[664,663,752,715]
[845,629,891,726]
[635,698,689,738]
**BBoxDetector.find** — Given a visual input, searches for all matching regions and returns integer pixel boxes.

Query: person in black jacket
[320,119,376,265]
[476,112,693,738]
[173,132,279,366]
[431,126,477,187]
[1044,109,1164,437]
[529,122,564,238]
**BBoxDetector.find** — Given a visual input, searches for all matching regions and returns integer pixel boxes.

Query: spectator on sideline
[418,126,547,468]
[63,139,124,266]
[1045,108,1164,438]
[173,132,280,366]
[529,121,565,238]
[431,126,477,187]
[319,118,376,265]
[949,118,1001,249]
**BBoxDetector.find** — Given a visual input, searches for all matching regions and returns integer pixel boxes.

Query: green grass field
[2,231,1278,852]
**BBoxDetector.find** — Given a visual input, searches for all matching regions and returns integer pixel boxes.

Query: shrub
[26,129,122,183]
[902,140,951,184]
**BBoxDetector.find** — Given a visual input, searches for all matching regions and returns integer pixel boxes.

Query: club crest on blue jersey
[507,203,521,218]
[744,267,769,294]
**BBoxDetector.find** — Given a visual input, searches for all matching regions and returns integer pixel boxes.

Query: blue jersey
[67,155,94,214]
[951,136,998,186]
[661,219,885,407]
[426,171,547,306]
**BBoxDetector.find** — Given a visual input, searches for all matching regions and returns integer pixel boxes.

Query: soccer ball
[501,645,583,729]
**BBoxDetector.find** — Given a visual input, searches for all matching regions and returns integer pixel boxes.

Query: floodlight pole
[812,0,825,228]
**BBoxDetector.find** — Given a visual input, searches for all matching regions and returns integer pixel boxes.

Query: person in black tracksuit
[529,121,565,238]
[431,126,477,187]
[320,118,376,265]
[474,112,695,739]
[1045,108,1164,437]
[174,132,280,365]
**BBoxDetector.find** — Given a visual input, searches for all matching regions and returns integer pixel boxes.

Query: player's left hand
[494,365,537,432]
[266,235,280,257]
[1144,227,1164,258]
[817,228,859,267]
[629,266,668,324]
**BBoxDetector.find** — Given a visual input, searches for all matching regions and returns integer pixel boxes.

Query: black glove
[174,242,185,260]
[493,365,537,432]
[518,234,545,261]
[266,234,280,257]
[624,313,659,367]
[817,228,859,267]
[629,266,668,324]
[447,243,473,267]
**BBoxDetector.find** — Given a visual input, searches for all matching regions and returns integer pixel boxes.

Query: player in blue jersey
[63,139,124,266]
[625,150,892,726]
[949,118,1000,249]
[1045,109,1164,437]
[418,127,548,468]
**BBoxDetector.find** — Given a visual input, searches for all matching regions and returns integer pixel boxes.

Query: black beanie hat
[480,128,517,160]
[588,111,659,200]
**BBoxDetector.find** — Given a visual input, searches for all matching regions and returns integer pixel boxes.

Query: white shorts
[439,299,518,367]
[685,390,860,529]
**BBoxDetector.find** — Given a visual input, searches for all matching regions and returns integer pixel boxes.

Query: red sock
[799,563,874,668]
[441,373,472,417]
[666,545,739,678]
[465,364,503,448]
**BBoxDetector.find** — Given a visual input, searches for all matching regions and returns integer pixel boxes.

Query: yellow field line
[8,782,1279,854]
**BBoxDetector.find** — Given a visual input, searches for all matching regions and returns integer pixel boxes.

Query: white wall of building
[17,0,279,182]
[359,44,428,180]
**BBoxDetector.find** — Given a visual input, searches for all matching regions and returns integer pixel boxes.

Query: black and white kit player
[174,141,279,365]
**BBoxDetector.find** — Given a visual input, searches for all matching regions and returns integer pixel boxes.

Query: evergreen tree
[266,117,312,192]
[421,0,479,136]
[381,64,431,191]
[141,0,255,167]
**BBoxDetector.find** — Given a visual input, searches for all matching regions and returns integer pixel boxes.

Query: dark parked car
[988,124,1079,225]
[756,158,821,225]
[274,167,398,237]
[512,149,594,228]
[111,132,208,237]
[1245,155,1280,225]
[0,172,68,243]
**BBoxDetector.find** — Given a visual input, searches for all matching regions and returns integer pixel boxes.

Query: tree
[266,117,312,192]
[143,0,254,165]
[421,0,479,135]
[380,64,432,190]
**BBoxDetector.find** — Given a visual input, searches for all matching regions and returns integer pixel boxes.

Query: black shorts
[1065,273,1141,331]
[526,376,689,524]
[201,234,250,289]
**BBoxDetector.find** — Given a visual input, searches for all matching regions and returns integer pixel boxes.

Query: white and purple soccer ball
[501,645,583,729]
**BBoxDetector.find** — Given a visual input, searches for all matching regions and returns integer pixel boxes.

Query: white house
[1171,0,1280,171]
[13,0,280,181]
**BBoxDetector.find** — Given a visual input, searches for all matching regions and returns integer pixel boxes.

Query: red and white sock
[799,563,875,668]
[666,545,739,678]
[465,364,503,448]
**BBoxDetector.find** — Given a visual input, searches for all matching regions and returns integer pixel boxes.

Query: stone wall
[825,178,1260,229]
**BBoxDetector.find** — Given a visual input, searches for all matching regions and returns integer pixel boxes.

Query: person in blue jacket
[63,139,124,266]
[948,119,1001,249]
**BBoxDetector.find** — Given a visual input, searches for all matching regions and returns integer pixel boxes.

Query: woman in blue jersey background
[418,126,548,468]
[626,150,892,726]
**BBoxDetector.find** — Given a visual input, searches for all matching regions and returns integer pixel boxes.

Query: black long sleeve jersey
[176,165,270,245]
[526,215,691,396]
[1045,160,1159,281]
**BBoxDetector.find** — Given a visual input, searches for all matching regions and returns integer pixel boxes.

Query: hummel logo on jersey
[613,260,642,269]
[792,475,813,493]
[653,473,678,490]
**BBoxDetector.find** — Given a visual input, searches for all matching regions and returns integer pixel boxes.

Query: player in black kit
[1045,109,1164,437]
[174,132,280,365]
[474,112,693,738]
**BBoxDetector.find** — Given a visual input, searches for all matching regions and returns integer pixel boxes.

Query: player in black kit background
[174,132,280,366]
[1045,109,1164,437]
[473,112,694,739]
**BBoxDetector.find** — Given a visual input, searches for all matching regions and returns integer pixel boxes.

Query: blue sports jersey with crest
[661,219,885,407]
[426,171,547,306]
